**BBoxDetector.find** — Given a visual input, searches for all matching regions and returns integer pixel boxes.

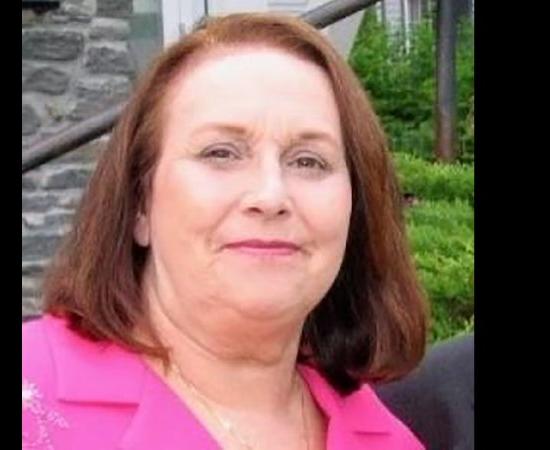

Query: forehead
[174,46,331,92]
[161,46,342,136]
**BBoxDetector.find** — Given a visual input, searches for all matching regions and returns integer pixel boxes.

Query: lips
[224,239,301,256]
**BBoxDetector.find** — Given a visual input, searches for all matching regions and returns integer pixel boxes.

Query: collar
[44,315,145,404]
[299,365,393,434]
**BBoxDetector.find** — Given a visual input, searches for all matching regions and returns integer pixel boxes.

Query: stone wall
[22,0,136,316]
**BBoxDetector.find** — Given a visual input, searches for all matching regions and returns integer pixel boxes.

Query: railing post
[434,0,458,163]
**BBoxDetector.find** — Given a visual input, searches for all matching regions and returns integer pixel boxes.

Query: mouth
[223,239,301,256]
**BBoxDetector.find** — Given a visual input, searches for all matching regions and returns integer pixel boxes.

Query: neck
[141,279,307,415]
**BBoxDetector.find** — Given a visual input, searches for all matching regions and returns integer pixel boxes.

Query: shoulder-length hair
[43,12,428,394]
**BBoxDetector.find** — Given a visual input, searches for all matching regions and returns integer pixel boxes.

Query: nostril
[243,202,290,219]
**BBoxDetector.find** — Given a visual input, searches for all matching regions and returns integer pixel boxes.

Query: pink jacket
[22,315,425,450]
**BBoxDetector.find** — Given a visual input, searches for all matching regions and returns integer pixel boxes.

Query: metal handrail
[22,103,125,173]
[22,1,60,13]
[302,0,378,28]
[22,0,380,174]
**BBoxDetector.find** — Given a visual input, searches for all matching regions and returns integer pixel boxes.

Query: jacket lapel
[45,315,144,404]
[44,315,221,450]
[117,366,221,450]
[300,365,398,450]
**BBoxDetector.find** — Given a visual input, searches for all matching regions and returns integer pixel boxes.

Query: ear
[134,212,150,247]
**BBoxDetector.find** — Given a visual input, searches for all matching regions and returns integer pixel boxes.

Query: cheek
[149,162,246,252]
[290,176,351,304]
[159,164,220,205]
[297,176,352,248]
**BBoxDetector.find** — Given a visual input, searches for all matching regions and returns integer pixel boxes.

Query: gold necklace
[172,362,310,450]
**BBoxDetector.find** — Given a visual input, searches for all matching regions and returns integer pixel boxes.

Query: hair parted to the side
[43,12,428,394]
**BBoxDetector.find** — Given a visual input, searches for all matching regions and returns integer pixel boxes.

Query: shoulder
[22,315,95,385]
[22,316,72,449]
[22,315,146,450]
[22,314,141,397]
[22,317,56,417]
[374,335,474,450]
[22,316,55,392]
[376,334,474,412]
[22,314,102,404]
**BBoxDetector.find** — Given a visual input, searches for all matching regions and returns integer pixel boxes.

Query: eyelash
[199,146,329,172]
[200,145,240,161]
[289,155,328,171]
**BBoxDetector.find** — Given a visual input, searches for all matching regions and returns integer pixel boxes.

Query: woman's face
[137,47,352,323]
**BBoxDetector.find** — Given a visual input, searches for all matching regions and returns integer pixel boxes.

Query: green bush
[393,152,474,206]
[349,12,474,162]
[393,154,474,341]
[406,200,474,342]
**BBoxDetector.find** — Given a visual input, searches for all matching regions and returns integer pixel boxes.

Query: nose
[241,158,290,220]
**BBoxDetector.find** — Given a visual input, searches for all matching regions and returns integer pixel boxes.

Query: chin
[224,286,310,321]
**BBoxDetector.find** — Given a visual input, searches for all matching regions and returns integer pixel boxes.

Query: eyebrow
[192,123,249,138]
[190,122,341,148]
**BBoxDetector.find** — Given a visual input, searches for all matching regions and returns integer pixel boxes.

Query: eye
[290,155,328,171]
[200,144,240,161]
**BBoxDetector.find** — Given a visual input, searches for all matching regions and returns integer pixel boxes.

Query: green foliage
[349,12,474,162]
[393,152,474,206]
[405,200,474,342]
[393,153,474,341]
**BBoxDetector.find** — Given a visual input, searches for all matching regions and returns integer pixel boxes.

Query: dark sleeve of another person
[374,334,474,450]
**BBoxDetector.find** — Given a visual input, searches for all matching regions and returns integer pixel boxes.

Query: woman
[23,13,428,450]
